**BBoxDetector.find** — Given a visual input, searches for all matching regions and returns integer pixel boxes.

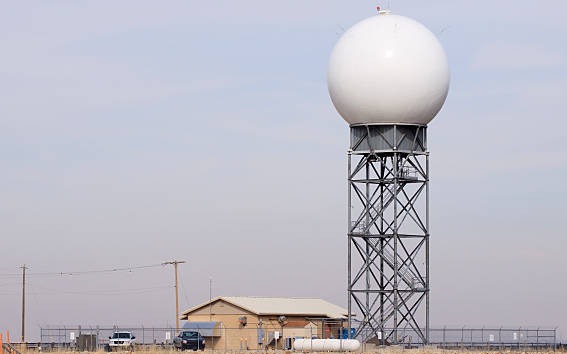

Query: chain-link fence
[39,326,321,351]
[355,327,557,350]
[430,327,557,350]
[39,325,558,351]
[39,326,177,351]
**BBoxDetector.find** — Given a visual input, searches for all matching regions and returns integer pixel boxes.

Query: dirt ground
[13,349,566,354]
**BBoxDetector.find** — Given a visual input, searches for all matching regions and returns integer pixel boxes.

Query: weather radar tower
[328,9,450,345]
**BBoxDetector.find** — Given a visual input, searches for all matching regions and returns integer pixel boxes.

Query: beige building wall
[183,299,344,350]
[185,301,259,350]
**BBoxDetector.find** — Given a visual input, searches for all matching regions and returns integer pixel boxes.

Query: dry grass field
[12,349,566,354]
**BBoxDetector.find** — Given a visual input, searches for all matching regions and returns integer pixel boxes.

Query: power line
[27,285,173,296]
[178,266,190,309]
[0,263,165,278]
[0,281,23,287]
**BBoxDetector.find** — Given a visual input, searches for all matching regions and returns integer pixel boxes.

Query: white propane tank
[293,338,361,352]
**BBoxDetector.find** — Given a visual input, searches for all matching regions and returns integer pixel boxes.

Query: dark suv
[173,331,206,351]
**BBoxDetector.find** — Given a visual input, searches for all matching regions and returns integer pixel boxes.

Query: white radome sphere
[328,12,450,126]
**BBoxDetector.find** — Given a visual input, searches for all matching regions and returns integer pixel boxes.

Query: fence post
[498,327,502,351]
[310,327,313,352]
[554,328,557,351]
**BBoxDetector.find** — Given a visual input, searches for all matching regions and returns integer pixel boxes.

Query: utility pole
[209,278,212,321]
[162,260,186,333]
[21,264,28,343]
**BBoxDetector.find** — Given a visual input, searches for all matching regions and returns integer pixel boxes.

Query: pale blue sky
[1,0,566,341]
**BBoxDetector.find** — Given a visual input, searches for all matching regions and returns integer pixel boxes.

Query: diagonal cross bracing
[348,124,430,345]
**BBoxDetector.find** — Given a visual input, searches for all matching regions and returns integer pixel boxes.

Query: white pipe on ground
[293,338,361,352]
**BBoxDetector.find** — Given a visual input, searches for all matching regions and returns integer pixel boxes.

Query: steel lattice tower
[348,124,429,345]
[327,10,449,347]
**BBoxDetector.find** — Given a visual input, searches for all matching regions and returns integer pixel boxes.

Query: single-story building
[180,296,348,350]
